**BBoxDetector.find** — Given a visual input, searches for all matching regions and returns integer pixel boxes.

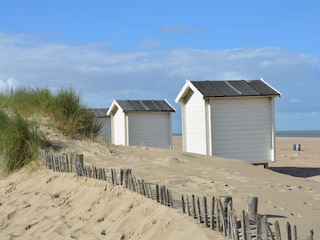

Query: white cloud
[136,40,162,49]
[290,98,300,103]
[0,32,319,131]
[157,25,203,34]
[0,78,20,92]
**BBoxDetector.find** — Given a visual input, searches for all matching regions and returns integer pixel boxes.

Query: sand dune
[1,136,319,239]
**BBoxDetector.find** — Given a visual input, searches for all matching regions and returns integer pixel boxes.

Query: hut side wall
[112,109,126,145]
[96,117,111,142]
[183,90,207,155]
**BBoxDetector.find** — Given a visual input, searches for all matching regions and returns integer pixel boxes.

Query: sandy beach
[1,135,319,239]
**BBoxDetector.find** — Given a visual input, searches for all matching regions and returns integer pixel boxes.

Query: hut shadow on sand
[269,167,320,178]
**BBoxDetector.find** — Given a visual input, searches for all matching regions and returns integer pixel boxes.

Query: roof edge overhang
[164,99,176,112]
[202,95,280,101]
[260,78,282,97]
[175,79,203,102]
[107,99,122,116]
[108,99,175,113]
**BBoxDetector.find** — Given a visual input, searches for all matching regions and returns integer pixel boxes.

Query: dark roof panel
[191,80,280,97]
[116,100,175,112]
[247,80,281,96]
[90,108,109,117]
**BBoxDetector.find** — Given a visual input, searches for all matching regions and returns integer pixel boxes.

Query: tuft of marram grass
[0,86,102,174]
[50,88,101,138]
[0,111,49,173]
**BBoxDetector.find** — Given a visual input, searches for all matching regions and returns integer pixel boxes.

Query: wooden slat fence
[39,149,317,240]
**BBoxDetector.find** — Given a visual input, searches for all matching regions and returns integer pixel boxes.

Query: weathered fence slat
[241,210,251,240]
[197,196,202,223]
[192,195,196,219]
[227,200,232,238]
[247,196,258,222]
[74,154,84,176]
[203,196,208,227]
[186,194,190,216]
[286,222,292,240]
[211,196,215,230]
[156,184,159,202]
[231,209,239,240]
[65,154,69,172]
[217,199,223,233]
[256,214,262,240]
[293,225,297,240]
[307,229,314,240]
[111,169,116,185]
[268,222,276,240]
[261,215,268,240]
[274,220,281,240]
[182,195,186,213]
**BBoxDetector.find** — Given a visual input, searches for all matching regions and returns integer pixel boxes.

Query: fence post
[274,220,281,240]
[120,169,124,185]
[247,196,258,221]
[256,214,262,240]
[186,194,190,216]
[231,209,239,240]
[203,196,208,227]
[197,196,202,223]
[307,230,314,240]
[156,184,159,202]
[293,225,297,240]
[66,154,70,172]
[219,196,232,235]
[182,195,186,213]
[210,196,215,230]
[241,210,251,240]
[74,154,84,176]
[192,195,196,219]
[286,222,292,240]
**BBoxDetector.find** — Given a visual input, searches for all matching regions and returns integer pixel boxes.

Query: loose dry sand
[0,136,319,239]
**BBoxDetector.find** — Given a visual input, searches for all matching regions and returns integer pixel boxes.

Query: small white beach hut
[91,108,111,142]
[175,79,281,167]
[107,100,175,149]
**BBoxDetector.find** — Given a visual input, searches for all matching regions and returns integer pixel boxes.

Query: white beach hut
[107,100,175,149]
[91,108,111,142]
[175,79,281,167]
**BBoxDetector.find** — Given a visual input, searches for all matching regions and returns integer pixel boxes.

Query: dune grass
[50,88,101,137]
[0,87,102,173]
[0,111,50,173]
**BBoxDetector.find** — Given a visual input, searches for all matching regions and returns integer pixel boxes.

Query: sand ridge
[0,136,319,239]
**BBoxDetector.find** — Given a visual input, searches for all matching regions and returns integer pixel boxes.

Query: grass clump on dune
[0,111,49,173]
[50,88,101,138]
[0,87,102,173]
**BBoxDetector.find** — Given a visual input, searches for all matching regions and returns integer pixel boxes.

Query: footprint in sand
[290,212,302,218]
[303,201,313,206]
[312,194,320,201]
[273,205,285,210]
[5,183,16,194]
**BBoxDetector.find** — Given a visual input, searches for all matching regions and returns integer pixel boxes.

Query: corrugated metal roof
[116,100,175,112]
[191,80,281,97]
[90,108,109,117]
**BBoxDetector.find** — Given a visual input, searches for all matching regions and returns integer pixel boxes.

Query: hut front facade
[107,100,175,149]
[175,79,281,166]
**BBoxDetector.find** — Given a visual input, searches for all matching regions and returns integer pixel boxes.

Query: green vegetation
[0,87,102,173]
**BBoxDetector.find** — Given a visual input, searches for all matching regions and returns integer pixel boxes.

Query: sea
[275,130,320,138]
[173,130,320,138]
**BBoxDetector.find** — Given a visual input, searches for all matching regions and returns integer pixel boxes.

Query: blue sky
[0,0,319,132]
